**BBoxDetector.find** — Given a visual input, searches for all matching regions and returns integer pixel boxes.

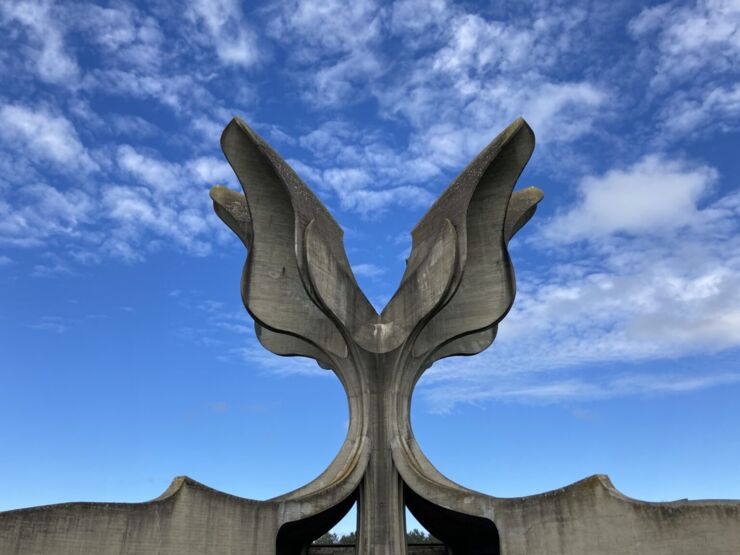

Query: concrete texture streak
[1,117,739,554]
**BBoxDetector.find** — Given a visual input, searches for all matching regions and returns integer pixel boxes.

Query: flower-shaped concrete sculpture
[2,118,739,555]
[206,117,740,555]
[210,116,542,553]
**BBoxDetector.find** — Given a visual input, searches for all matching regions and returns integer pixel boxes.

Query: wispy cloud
[172,293,249,347]
[352,263,386,279]
[72,3,165,71]
[0,0,80,85]
[373,2,610,171]
[187,0,262,68]
[83,70,204,114]
[267,0,384,105]
[29,315,69,334]
[262,2,612,216]
[0,103,98,173]
[219,345,329,377]
[660,84,740,137]
[0,125,232,258]
[170,290,329,376]
[27,312,109,333]
[288,121,439,215]
[335,185,435,217]
[0,184,95,248]
[630,0,740,136]
[420,371,740,412]
[629,0,740,90]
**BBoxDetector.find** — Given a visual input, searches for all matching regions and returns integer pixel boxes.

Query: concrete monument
[1,117,739,554]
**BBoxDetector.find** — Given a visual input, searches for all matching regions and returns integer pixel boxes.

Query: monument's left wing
[214,117,378,366]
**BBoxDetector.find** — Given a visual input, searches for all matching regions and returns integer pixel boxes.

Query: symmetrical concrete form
[1,118,739,554]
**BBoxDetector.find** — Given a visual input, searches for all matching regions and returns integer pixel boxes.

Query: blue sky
[1,0,740,536]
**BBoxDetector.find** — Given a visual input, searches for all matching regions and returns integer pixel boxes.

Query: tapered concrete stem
[355,355,407,555]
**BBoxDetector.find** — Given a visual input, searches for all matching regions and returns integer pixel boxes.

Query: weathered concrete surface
[492,475,740,555]
[0,470,365,555]
[2,116,739,554]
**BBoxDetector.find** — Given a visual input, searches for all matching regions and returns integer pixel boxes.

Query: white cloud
[629,0,740,89]
[108,115,160,138]
[188,0,261,67]
[118,146,234,193]
[98,146,235,259]
[305,50,383,106]
[323,168,373,191]
[630,0,740,135]
[0,126,228,259]
[371,5,609,172]
[0,0,79,84]
[288,121,440,215]
[84,70,203,113]
[257,0,610,217]
[267,0,384,105]
[0,184,95,247]
[384,75,606,168]
[390,0,448,37]
[0,103,97,173]
[191,116,226,143]
[352,263,386,279]
[73,4,164,70]
[268,0,382,57]
[543,155,717,242]
[187,157,235,184]
[100,184,213,260]
[103,186,157,227]
[431,13,533,75]
[661,84,740,136]
[0,255,14,265]
[117,145,181,192]
[31,255,74,278]
[336,185,434,216]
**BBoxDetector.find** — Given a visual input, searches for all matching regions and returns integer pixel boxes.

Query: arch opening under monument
[404,483,500,555]
[276,488,358,555]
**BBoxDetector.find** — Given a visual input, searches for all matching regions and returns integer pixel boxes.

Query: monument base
[1,474,739,554]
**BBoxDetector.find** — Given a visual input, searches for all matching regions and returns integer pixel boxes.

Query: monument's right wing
[403,118,543,364]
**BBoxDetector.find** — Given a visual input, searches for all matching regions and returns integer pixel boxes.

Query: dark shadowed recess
[276,489,358,555]
[405,484,500,555]
[276,484,500,554]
